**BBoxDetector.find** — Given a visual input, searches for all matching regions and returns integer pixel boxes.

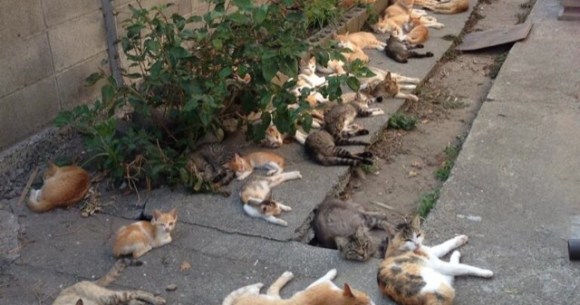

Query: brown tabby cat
[305,130,373,166]
[52,259,165,305]
[188,142,236,186]
[113,208,177,258]
[28,161,90,212]
[313,198,390,261]
[385,35,434,64]
[361,71,419,102]
[222,269,376,305]
[377,216,494,305]
[324,93,384,140]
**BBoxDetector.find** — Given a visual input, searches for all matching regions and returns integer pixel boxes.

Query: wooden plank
[456,21,533,51]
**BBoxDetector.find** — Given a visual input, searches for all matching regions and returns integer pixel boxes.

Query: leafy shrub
[301,0,342,30]
[56,0,367,191]
[387,113,418,131]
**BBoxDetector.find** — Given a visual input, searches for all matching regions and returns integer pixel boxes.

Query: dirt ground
[342,0,536,224]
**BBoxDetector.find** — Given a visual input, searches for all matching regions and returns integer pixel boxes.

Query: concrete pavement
[425,0,580,304]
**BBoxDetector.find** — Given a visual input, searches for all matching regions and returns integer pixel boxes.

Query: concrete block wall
[0,0,201,151]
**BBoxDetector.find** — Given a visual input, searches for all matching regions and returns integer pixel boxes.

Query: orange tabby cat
[334,32,386,51]
[113,208,177,258]
[223,269,375,305]
[228,151,285,180]
[384,0,414,18]
[414,0,469,14]
[403,15,429,45]
[27,161,90,212]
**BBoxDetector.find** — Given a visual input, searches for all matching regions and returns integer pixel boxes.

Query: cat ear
[335,236,348,250]
[412,215,422,228]
[355,225,367,237]
[76,299,84,305]
[342,283,355,298]
[152,209,162,220]
[385,72,392,81]
[169,208,177,218]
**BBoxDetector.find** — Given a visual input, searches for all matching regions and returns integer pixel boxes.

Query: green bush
[56,0,367,191]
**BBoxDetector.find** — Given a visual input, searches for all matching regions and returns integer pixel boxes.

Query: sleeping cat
[335,32,387,51]
[305,130,373,166]
[360,71,419,102]
[52,259,165,305]
[414,0,469,14]
[28,161,91,212]
[222,269,375,305]
[313,198,390,261]
[227,151,285,180]
[188,142,236,186]
[239,171,302,226]
[377,216,493,305]
[385,35,434,64]
[402,15,430,46]
[113,208,177,258]
[324,93,384,140]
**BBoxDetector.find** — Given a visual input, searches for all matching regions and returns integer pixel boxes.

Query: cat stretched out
[360,70,419,102]
[377,216,493,305]
[227,151,285,180]
[113,208,177,258]
[313,198,390,261]
[305,130,373,166]
[222,269,375,305]
[28,161,90,212]
[52,259,165,305]
[324,92,385,140]
[414,0,469,14]
[239,171,302,226]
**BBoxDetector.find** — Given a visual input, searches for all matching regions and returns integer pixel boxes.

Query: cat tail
[222,283,264,305]
[409,50,434,58]
[27,189,53,212]
[335,138,370,146]
[94,258,142,286]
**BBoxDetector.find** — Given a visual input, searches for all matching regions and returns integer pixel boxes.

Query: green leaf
[219,67,232,79]
[212,39,223,50]
[346,76,360,91]
[168,46,190,59]
[261,58,277,82]
[101,85,115,103]
[85,72,103,87]
[232,0,253,10]
[253,6,268,24]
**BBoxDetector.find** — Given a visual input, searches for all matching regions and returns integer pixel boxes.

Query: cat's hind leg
[395,92,419,102]
[274,201,292,211]
[307,269,338,289]
[266,171,302,187]
[266,271,294,297]
[109,290,166,305]
[434,260,493,278]
[263,215,288,226]
[132,244,153,258]
[429,235,468,258]
[264,162,283,176]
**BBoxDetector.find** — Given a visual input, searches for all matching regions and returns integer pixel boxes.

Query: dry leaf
[408,170,418,177]
[180,261,191,272]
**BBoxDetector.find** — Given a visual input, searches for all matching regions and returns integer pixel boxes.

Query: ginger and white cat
[239,171,302,226]
[334,32,387,51]
[414,0,469,14]
[377,216,493,305]
[52,259,165,305]
[222,269,375,305]
[113,208,177,258]
[28,161,91,212]
[402,15,430,45]
[227,151,285,180]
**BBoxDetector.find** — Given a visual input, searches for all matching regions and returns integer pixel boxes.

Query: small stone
[166,284,178,292]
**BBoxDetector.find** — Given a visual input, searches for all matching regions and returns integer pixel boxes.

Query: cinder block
[0,78,60,150]
[43,0,101,27]
[0,0,45,43]
[49,10,107,72]
[0,33,54,98]
[56,51,110,110]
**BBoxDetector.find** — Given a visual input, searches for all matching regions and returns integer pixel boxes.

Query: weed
[442,97,467,110]
[520,0,535,9]
[417,188,440,218]
[435,144,460,181]
[515,12,527,24]
[441,34,462,44]
[361,158,380,175]
[388,113,418,131]
[488,52,508,79]
[441,48,461,62]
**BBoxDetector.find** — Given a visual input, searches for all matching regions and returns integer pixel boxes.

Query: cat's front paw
[479,269,494,278]
[450,250,461,263]
[455,235,469,247]
[281,271,294,279]
[152,296,166,305]
[326,269,338,279]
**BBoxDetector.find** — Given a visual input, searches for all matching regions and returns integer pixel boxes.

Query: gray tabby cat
[384,35,434,64]
[305,130,373,166]
[313,198,390,261]
[323,93,384,140]
[188,142,236,186]
[52,259,165,305]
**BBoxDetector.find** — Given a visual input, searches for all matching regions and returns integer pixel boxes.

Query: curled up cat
[239,171,302,226]
[313,198,390,261]
[113,208,177,258]
[222,269,375,305]
[52,259,165,305]
[28,161,91,212]
[377,216,493,305]
[305,130,374,166]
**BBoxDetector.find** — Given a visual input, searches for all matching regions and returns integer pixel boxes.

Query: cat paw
[479,269,494,278]
[455,235,469,246]
[358,152,373,158]
[281,271,294,279]
[426,52,434,57]
[358,129,370,136]
[152,296,167,305]
[326,269,338,279]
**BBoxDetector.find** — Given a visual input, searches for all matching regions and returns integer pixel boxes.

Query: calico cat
[52,259,165,305]
[377,216,493,305]
[222,269,375,305]
[414,0,469,14]
[239,171,302,226]
[313,198,390,261]
[227,151,285,180]
[361,71,419,102]
[113,208,177,258]
[324,93,384,139]
[305,130,373,166]
[385,35,434,64]
[28,161,91,212]
[188,142,236,186]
